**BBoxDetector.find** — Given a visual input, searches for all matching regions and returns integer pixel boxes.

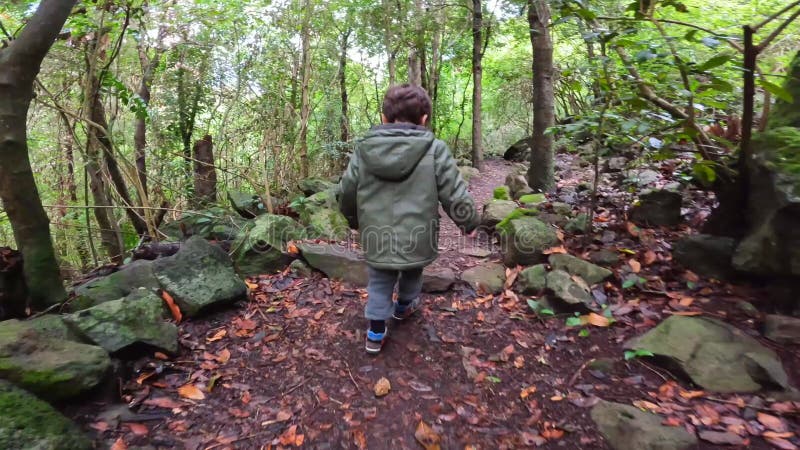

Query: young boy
[338,84,479,354]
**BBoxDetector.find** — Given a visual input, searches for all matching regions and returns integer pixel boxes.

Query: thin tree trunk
[0,0,74,308]
[298,0,313,179]
[192,135,217,207]
[429,6,445,131]
[339,29,351,144]
[134,34,164,199]
[471,0,484,170]
[382,0,397,85]
[527,0,556,193]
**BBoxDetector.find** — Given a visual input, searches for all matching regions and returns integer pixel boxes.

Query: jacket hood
[357,123,435,181]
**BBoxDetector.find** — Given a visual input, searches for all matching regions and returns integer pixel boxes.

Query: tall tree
[298,0,313,178]
[527,0,555,192]
[0,0,75,307]
[471,0,484,170]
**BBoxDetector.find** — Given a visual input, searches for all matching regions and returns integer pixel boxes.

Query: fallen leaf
[550,395,563,402]
[89,421,109,432]
[764,432,796,439]
[353,429,368,450]
[228,407,250,418]
[126,423,149,436]
[628,259,641,273]
[408,380,433,392]
[679,297,695,307]
[143,397,183,409]
[135,371,156,385]
[279,425,298,446]
[758,412,787,432]
[662,417,682,427]
[626,222,640,237]
[206,329,227,342]
[245,281,258,290]
[110,438,127,450]
[670,311,703,316]
[414,421,441,450]
[275,409,293,422]
[679,389,704,399]
[177,384,206,400]
[586,312,611,327]
[287,241,299,255]
[153,352,169,360]
[520,385,537,399]
[215,348,231,364]
[643,250,657,265]
[543,246,567,255]
[374,377,391,397]
[765,437,797,450]
[241,391,251,404]
[160,290,182,323]
[514,355,525,368]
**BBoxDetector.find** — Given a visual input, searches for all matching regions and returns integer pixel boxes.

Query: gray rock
[625,315,791,393]
[505,174,534,199]
[626,169,661,187]
[591,401,697,450]
[298,178,334,196]
[551,202,573,217]
[159,207,247,241]
[0,318,110,400]
[481,200,517,228]
[232,214,307,277]
[631,190,682,227]
[537,212,568,228]
[546,270,595,311]
[73,259,160,310]
[673,234,736,280]
[516,264,547,294]
[0,380,92,450]
[64,289,178,354]
[565,213,590,234]
[227,190,282,218]
[422,267,457,293]
[462,262,506,295]
[297,242,369,286]
[499,217,559,266]
[305,208,350,241]
[153,236,247,317]
[590,249,620,266]
[458,166,480,182]
[289,259,313,278]
[459,247,492,258]
[764,314,800,344]
[549,254,613,285]
[603,157,627,173]
[503,137,531,162]
[736,301,761,318]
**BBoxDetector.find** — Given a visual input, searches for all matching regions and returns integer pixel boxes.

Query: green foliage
[493,186,511,200]
[496,208,539,235]
[527,299,555,316]
[624,349,655,360]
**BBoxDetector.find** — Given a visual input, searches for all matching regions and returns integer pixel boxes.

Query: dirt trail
[73,156,797,450]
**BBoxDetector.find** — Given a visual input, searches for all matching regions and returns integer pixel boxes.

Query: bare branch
[757,6,800,51]
[753,0,800,31]
[596,16,743,53]
[6,0,77,78]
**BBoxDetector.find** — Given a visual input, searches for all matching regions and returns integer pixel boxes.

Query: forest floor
[68,156,800,450]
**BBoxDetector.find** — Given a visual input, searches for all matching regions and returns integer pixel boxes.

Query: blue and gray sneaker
[393,297,421,321]
[365,327,388,354]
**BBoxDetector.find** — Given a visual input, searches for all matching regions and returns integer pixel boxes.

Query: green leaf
[757,79,794,103]
[486,376,501,384]
[578,329,590,337]
[692,161,717,186]
[696,54,733,72]
[622,278,638,289]
[624,349,655,360]
[565,316,582,327]
[540,308,555,316]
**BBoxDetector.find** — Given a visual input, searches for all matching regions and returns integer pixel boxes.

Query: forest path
[75,156,796,450]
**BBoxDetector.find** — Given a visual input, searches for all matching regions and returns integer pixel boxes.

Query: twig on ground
[568,358,595,387]
[637,359,670,382]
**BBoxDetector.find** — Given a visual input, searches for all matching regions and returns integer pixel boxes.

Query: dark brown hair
[382,84,432,125]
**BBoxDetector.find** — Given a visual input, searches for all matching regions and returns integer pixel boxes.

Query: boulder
[159,207,247,241]
[0,380,92,450]
[493,186,511,201]
[499,216,559,266]
[297,242,369,286]
[64,289,178,354]
[603,157,627,173]
[504,174,535,199]
[72,259,160,310]
[481,200,517,229]
[564,213,590,234]
[304,189,337,209]
[546,270,595,311]
[549,254,612,285]
[232,214,306,276]
[422,267,457,293]
[227,190,264,218]
[153,236,247,317]
[458,166,480,182]
[625,169,660,187]
[550,202,573,217]
[461,262,506,295]
[298,178,335,196]
[590,249,620,266]
[631,190,682,227]
[625,315,791,393]
[673,234,736,280]
[764,314,800,344]
[0,318,110,400]
[503,136,531,162]
[306,208,350,241]
[518,193,546,207]
[289,259,313,278]
[591,401,697,450]
[733,127,800,280]
[516,264,547,294]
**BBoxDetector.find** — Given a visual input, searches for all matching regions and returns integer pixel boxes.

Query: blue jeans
[364,267,424,320]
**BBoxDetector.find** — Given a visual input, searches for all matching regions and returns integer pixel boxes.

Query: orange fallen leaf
[764,431,795,439]
[206,329,227,342]
[543,246,567,255]
[514,355,525,368]
[628,259,641,273]
[245,281,258,290]
[353,429,368,450]
[757,412,787,432]
[177,383,206,400]
[110,438,127,450]
[279,425,298,446]
[287,241,300,255]
[765,437,798,450]
[135,371,156,385]
[275,409,292,422]
[662,417,682,427]
[159,290,182,323]
[154,352,169,360]
[586,312,611,327]
[414,421,441,450]
[679,297,695,307]
[126,423,148,436]
[679,390,705,399]
[626,221,640,237]
[550,395,564,402]
[143,397,183,409]
[215,348,231,364]
[89,421,110,432]
[643,250,657,265]
[670,311,703,316]
[374,377,391,397]
[520,385,537,399]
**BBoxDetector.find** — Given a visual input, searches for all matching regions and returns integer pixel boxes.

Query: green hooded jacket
[338,123,479,270]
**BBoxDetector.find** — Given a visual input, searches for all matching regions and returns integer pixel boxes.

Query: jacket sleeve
[433,141,480,233]
[337,150,359,229]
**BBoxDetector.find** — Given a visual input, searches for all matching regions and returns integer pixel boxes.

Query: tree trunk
[339,29,351,144]
[299,0,313,179]
[527,0,556,193]
[0,0,74,308]
[408,0,424,87]
[134,37,164,199]
[471,0,484,170]
[192,135,217,207]
[382,0,397,85]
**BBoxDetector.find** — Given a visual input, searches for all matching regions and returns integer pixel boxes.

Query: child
[338,84,479,354]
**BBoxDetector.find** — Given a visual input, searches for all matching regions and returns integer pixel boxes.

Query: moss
[493,186,511,200]
[752,127,800,178]
[0,380,91,450]
[518,193,546,205]
[771,50,800,129]
[496,208,538,235]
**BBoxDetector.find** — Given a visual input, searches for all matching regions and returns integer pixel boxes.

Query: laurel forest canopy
[0,0,798,307]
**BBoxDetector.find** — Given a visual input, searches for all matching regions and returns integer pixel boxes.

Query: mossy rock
[72,259,160,311]
[499,216,558,267]
[481,200,518,229]
[298,178,335,196]
[564,213,590,234]
[159,207,247,241]
[518,193,546,206]
[516,264,547,294]
[0,380,92,450]
[64,289,178,354]
[771,50,800,129]
[545,269,595,312]
[297,242,369,286]
[548,254,612,285]
[306,208,350,241]
[505,173,534,199]
[495,208,539,235]
[493,186,511,201]
[232,214,307,276]
[462,262,506,295]
[0,319,110,400]
[591,400,697,450]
